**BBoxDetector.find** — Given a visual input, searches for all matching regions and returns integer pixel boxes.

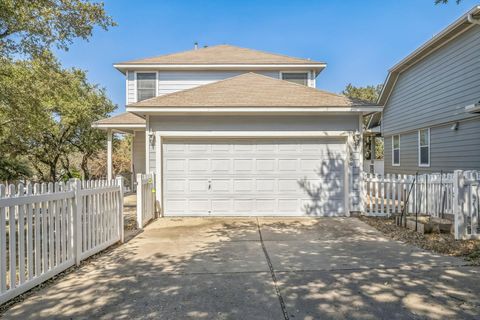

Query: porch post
[107,129,113,181]
[370,136,376,173]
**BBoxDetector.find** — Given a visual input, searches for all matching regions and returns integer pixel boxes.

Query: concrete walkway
[2,217,480,319]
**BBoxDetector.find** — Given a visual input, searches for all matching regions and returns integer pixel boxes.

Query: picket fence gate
[0,177,124,305]
[136,173,155,228]
[364,170,480,240]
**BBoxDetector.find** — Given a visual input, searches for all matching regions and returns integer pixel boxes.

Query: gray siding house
[378,6,480,175]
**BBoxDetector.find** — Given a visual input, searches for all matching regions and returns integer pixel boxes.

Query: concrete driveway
[2,217,480,319]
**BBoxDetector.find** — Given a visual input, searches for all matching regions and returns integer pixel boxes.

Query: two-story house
[94,45,380,216]
[378,6,480,175]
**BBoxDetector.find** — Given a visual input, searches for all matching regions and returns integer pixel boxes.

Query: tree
[342,83,382,104]
[0,55,116,181]
[0,155,31,183]
[0,0,115,59]
[342,83,384,160]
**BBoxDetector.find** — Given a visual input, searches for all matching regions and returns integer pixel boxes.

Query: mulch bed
[359,216,480,266]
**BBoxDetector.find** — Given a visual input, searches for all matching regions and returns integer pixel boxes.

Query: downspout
[467,13,480,25]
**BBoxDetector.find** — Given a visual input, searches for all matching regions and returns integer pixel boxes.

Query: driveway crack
[256,218,290,320]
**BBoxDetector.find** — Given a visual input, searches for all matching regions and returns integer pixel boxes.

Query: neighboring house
[93,45,380,216]
[378,6,480,175]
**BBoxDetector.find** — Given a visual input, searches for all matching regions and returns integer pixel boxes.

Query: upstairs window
[281,72,308,86]
[418,128,430,167]
[137,73,156,101]
[392,135,400,166]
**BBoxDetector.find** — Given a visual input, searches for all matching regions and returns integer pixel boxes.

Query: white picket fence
[364,173,454,217]
[0,177,124,305]
[364,170,480,239]
[454,171,480,240]
[136,173,155,228]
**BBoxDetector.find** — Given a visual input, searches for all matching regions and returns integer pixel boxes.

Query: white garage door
[162,138,347,216]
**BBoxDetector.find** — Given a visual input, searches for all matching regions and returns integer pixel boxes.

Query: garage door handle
[208,181,211,190]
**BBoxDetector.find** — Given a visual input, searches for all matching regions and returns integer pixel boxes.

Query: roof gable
[117,44,324,65]
[128,73,374,108]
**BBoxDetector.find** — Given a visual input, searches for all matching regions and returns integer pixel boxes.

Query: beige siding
[126,71,136,104]
[157,71,280,96]
[132,131,146,175]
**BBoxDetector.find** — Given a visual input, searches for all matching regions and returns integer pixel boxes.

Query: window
[418,128,430,167]
[136,72,156,101]
[281,72,309,86]
[392,135,400,166]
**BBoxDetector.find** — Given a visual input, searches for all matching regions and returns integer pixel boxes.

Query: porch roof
[92,112,146,133]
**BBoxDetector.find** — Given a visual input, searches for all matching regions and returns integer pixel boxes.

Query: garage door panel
[166,159,186,172]
[188,159,209,172]
[278,159,297,171]
[256,179,275,192]
[234,199,254,212]
[189,179,209,192]
[165,179,186,192]
[163,138,346,216]
[211,179,231,192]
[234,179,254,192]
[211,199,232,212]
[256,159,275,172]
[212,159,231,172]
[234,159,253,172]
[301,199,346,216]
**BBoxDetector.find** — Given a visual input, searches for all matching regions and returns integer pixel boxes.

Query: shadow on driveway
[2,217,479,319]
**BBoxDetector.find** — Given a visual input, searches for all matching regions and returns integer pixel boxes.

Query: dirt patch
[123,207,137,231]
[359,216,480,265]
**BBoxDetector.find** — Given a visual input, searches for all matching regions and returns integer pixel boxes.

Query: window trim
[279,71,311,87]
[135,71,158,102]
[418,128,430,167]
[392,135,400,166]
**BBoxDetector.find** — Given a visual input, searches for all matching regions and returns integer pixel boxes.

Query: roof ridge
[116,44,325,65]
[118,45,228,65]
[216,44,323,64]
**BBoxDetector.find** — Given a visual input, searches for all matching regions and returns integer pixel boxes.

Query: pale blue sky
[55,0,479,114]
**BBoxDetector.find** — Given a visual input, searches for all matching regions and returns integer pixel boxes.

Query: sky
[55,0,480,114]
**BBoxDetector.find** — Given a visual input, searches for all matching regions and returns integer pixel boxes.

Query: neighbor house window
[418,128,430,167]
[281,72,309,86]
[136,72,156,101]
[392,135,400,166]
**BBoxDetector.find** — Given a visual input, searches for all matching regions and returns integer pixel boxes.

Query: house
[378,6,480,175]
[93,45,381,216]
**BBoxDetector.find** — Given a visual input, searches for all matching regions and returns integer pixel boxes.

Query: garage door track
[2,217,480,319]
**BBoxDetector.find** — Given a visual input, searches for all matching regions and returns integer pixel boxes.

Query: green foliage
[0,0,116,59]
[0,55,116,181]
[342,83,383,103]
[0,155,31,182]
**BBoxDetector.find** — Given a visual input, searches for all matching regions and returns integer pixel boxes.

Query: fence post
[136,173,143,229]
[116,176,125,243]
[453,170,466,239]
[70,178,82,266]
